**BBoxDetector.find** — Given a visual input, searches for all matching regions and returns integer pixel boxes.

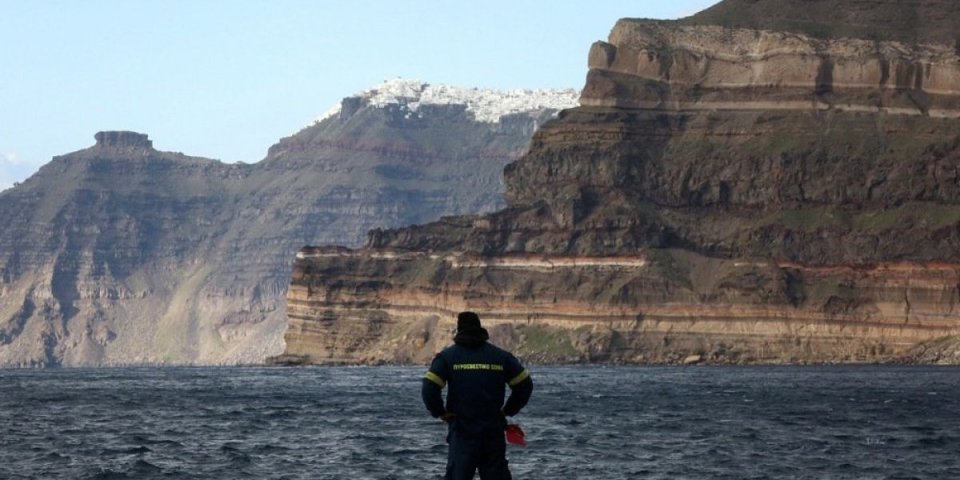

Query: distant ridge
[672,0,960,45]
[0,80,577,367]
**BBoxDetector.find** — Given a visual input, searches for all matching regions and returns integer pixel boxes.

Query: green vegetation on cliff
[673,0,960,46]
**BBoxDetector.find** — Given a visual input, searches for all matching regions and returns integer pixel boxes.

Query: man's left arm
[502,355,532,416]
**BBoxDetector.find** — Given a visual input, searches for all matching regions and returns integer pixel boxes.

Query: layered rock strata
[583,23,960,117]
[279,1,960,365]
[284,249,960,364]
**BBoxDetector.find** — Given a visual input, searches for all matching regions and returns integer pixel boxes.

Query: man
[422,311,533,480]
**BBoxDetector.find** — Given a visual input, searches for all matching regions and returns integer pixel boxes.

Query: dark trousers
[446,429,511,480]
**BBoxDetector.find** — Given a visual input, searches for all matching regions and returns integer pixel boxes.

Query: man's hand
[440,412,457,423]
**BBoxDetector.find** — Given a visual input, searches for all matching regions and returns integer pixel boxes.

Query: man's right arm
[421,354,448,418]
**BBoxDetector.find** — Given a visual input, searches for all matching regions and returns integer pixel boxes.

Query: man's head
[456,311,482,333]
[454,311,489,346]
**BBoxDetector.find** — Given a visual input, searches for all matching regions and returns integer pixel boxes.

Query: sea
[1,365,958,480]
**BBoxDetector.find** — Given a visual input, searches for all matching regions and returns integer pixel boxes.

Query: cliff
[0,83,577,366]
[0,132,264,366]
[279,0,960,365]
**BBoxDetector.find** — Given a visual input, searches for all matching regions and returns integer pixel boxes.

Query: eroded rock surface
[279,1,960,365]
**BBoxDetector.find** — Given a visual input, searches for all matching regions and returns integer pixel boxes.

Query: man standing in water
[422,311,533,480]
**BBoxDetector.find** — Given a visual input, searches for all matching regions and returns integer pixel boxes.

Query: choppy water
[1,366,958,479]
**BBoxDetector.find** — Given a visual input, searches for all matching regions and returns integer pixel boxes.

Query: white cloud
[0,152,21,165]
[0,152,40,192]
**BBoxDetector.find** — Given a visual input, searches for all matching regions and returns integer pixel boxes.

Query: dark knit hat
[456,311,483,333]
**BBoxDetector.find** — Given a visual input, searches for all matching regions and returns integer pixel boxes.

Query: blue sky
[0,0,718,190]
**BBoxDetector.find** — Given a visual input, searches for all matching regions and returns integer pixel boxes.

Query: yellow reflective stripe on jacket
[508,369,530,386]
[424,371,445,387]
[452,363,504,371]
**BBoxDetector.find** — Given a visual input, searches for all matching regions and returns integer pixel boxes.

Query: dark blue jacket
[422,332,533,436]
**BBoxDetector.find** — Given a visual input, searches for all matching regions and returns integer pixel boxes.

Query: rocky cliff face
[279,1,960,365]
[0,82,577,366]
[0,131,263,366]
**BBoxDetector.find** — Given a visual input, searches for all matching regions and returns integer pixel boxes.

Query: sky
[0,0,718,190]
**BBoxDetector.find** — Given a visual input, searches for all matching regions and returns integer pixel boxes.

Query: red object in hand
[505,424,526,446]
